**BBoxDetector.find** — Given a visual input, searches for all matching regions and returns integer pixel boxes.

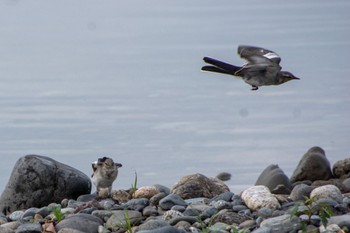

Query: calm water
[1,1,349,194]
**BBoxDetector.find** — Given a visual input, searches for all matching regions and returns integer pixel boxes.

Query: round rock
[241,186,281,211]
[333,158,350,179]
[310,184,343,203]
[0,155,91,214]
[255,164,291,194]
[290,147,333,183]
[55,213,103,233]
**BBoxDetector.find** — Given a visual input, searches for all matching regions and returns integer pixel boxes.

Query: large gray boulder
[290,147,333,184]
[255,164,291,194]
[0,155,91,214]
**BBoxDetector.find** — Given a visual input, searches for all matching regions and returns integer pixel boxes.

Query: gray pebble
[15,222,42,233]
[9,210,24,221]
[159,194,187,210]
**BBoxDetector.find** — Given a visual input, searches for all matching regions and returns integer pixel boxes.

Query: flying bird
[201,45,299,90]
[91,157,122,196]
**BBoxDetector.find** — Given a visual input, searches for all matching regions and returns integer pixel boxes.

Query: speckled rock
[333,158,350,179]
[255,164,291,194]
[290,147,333,183]
[310,185,343,203]
[211,209,252,225]
[171,173,229,199]
[241,186,281,211]
[110,189,131,203]
[134,186,160,199]
[0,155,91,214]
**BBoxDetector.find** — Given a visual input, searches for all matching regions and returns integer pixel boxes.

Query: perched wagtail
[91,157,122,196]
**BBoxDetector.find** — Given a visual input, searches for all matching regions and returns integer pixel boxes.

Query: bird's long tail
[201,57,241,75]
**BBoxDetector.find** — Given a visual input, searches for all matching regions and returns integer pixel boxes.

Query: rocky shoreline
[1,146,350,233]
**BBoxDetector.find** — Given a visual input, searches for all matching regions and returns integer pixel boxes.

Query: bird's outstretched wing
[238,45,281,65]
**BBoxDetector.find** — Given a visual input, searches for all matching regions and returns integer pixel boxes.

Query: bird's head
[278,71,300,84]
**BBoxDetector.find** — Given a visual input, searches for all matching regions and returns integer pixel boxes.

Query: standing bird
[91,157,122,196]
[201,45,299,90]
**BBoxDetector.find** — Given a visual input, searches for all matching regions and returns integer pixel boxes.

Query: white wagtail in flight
[202,45,299,90]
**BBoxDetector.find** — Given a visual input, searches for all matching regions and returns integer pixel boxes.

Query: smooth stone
[143,205,158,217]
[92,210,115,221]
[159,194,187,210]
[255,164,291,195]
[36,206,52,218]
[168,216,198,225]
[22,207,39,219]
[55,213,103,233]
[232,205,248,212]
[125,198,149,211]
[251,226,272,233]
[171,173,229,199]
[77,193,98,202]
[216,172,232,181]
[153,184,171,195]
[0,155,91,214]
[137,225,186,233]
[170,205,186,212]
[58,228,87,233]
[210,191,234,202]
[333,158,350,179]
[208,222,230,233]
[260,214,300,233]
[310,185,343,203]
[290,147,333,183]
[343,178,350,191]
[289,183,314,201]
[257,207,274,218]
[136,219,169,231]
[106,210,142,231]
[15,222,42,233]
[241,186,281,211]
[150,192,167,206]
[0,221,21,233]
[328,214,350,229]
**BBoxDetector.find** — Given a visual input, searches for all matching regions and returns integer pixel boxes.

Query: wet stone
[15,222,42,233]
[159,194,187,210]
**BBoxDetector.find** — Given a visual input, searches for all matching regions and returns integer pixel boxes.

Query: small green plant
[123,209,133,233]
[52,204,65,222]
[130,171,138,198]
[290,195,333,232]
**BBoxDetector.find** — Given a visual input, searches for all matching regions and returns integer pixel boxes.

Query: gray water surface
[1,0,349,193]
